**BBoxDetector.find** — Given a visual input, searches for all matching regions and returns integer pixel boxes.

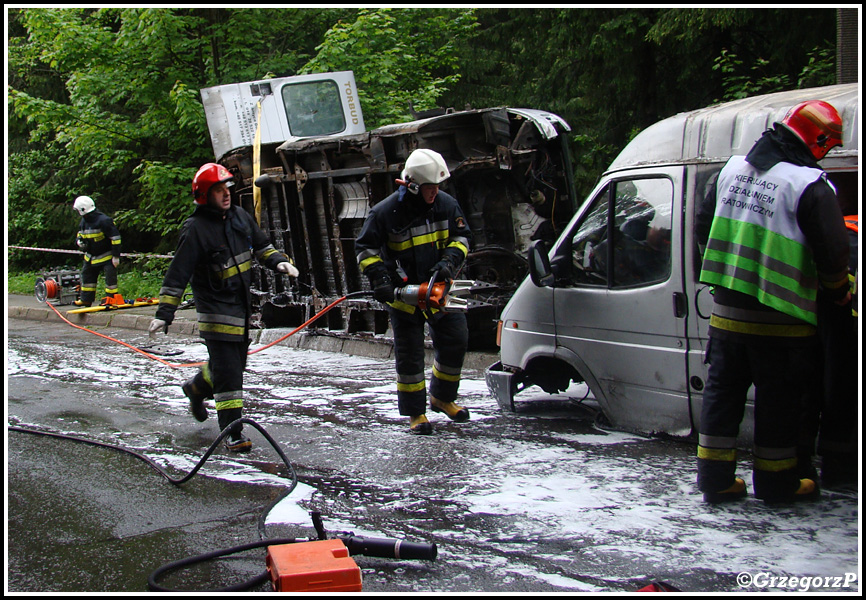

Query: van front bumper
[485,361,520,412]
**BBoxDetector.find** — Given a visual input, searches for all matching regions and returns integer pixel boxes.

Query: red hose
[44,296,348,368]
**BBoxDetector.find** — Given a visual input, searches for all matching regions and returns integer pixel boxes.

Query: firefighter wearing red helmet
[695,100,850,504]
[780,100,844,161]
[149,163,299,452]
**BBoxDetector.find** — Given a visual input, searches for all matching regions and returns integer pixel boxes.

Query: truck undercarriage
[219,107,575,349]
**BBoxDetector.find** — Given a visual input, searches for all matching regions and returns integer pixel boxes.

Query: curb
[8,304,498,371]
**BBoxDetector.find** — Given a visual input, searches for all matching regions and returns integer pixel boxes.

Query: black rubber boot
[181,372,211,422]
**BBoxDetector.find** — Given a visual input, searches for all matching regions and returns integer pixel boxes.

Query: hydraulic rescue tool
[393,278,496,312]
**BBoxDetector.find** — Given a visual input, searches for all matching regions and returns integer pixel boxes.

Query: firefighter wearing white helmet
[72,195,123,307]
[355,148,472,434]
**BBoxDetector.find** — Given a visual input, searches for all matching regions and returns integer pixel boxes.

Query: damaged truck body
[201,71,577,348]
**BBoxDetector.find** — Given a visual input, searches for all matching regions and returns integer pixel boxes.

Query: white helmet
[401,149,450,188]
[73,195,96,216]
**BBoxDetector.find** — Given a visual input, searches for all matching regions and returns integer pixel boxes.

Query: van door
[551,167,692,435]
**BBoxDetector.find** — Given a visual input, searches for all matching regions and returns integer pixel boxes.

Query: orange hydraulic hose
[44,296,348,368]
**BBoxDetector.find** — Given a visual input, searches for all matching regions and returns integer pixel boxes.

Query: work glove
[429,259,454,281]
[112,257,120,268]
[76,238,86,250]
[148,318,168,338]
[276,261,299,277]
[371,277,395,304]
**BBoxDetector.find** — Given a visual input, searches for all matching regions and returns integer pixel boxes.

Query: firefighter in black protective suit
[355,149,472,435]
[148,163,299,452]
[73,195,122,307]
[695,100,850,504]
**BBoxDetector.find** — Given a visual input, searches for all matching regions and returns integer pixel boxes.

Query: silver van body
[486,83,859,441]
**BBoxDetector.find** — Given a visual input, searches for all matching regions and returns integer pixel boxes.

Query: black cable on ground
[8,418,300,591]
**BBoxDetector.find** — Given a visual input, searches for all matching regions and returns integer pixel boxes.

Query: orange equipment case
[266,539,363,592]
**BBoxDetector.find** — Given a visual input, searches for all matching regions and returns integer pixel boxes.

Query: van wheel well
[525,357,582,394]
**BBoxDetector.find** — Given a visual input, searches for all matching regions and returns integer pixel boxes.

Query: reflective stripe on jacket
[155,204,288,342]
[701,156,826,326]
[355,187,471,314]
[78,211,121,264]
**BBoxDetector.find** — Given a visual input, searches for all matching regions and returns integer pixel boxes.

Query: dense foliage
[8,7,837,269]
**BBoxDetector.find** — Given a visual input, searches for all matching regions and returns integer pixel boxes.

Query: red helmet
[781,100,843,160]
[192,163,234,204]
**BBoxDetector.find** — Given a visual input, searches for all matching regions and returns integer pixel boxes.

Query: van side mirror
[528,240,555,287]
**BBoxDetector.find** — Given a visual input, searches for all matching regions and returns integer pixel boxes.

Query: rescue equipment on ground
[34,270,81,305]
[8,419,435,592]
[265,512,436,592]
[394,278,495,312]
[66,295,159,314]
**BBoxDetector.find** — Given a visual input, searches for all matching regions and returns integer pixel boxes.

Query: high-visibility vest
[701,156,826,326]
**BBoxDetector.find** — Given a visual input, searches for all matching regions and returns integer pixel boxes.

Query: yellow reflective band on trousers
[397,380,426,393]
[697,446,737,462]
[753,445,797,472]
[433,363,461,383]
[215,399,243,411]
[709,314,816,337]
[199,322,246,336]
[753,457,798,472]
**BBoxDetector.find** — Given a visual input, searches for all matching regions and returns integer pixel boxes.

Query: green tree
[302,8,477,128]
[8,7,352,262]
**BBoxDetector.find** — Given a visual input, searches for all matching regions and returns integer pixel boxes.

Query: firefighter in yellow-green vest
[73,195,122,307]
[695,100,850,504]
[148,163,298,452]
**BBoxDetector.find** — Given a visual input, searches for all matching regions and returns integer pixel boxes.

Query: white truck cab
[487,83,859,442]
[200,71,364,161]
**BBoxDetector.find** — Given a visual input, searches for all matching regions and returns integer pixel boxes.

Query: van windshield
[282,80,346,137]
[567,178,673,288]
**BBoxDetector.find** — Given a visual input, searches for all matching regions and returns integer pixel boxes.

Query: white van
[486,83,859,441]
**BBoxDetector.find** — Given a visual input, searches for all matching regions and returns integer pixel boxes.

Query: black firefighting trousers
[188,339,249,436]
[79,259,118,305]
[389,307,469,417]
[697,335,818,502]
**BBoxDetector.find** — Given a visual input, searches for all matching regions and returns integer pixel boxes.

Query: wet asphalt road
[5,316,861,593]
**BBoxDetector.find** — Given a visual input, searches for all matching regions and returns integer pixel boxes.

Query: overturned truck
[202,71,576,349]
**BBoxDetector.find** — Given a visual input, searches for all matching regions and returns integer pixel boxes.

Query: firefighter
[812,214,858,486]
[148,163,298,452]
[73,195,122,307]
[355,149,472,434]
[695,100,850,504]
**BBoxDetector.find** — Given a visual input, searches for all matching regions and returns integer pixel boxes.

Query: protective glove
[76,238,86,249]
[276,261,299,277]
[429,259,454,281]
[371,277,395,304]
[148,318,168,338]
[112,257,120,268]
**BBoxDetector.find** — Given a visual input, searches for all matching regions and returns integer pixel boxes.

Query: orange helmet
[192,163,234,204]
[781,100,843,161]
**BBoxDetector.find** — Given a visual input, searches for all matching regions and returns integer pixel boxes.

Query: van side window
[567,178,673,288]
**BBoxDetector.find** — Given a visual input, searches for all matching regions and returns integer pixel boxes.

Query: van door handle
[672,292,687,318]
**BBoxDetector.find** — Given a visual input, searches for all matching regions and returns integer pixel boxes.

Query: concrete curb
[8,301,498,371]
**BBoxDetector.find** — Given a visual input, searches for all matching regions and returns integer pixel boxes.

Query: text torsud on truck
[486,83,858,443]
[200,71,577,350]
